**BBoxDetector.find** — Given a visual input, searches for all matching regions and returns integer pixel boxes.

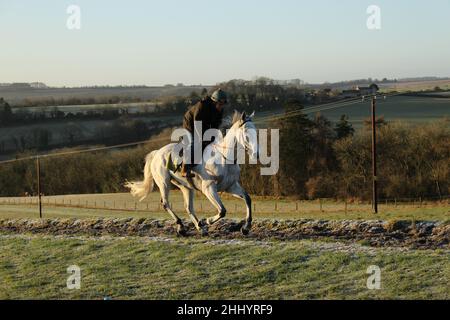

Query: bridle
[240,118,251,127]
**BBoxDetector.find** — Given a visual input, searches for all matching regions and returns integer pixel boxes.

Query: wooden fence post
[36,157,42,218]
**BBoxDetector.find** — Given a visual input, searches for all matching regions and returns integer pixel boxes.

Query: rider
[181,88,228,177]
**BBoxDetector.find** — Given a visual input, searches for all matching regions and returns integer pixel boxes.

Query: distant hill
[0,82,48,89]
[302,77,450,92]
[397,76,450,82]
[0,85,210,106]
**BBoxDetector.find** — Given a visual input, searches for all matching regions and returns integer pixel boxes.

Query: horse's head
[231,111,258,162]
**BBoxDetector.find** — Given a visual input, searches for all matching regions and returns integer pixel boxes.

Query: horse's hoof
[199,219,207,227]
[241,227,250,236]
[200,226,209,237]
[176,225,187,237]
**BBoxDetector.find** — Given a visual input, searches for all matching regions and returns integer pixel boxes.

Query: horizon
[1,0,450,86]
[2,75,450,89]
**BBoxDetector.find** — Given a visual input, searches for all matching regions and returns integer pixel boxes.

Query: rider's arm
[192,104,205,141]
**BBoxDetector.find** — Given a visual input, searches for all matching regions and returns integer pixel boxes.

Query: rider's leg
[181,163,194,177]
[182,137,195,178]
[183,140,211,177]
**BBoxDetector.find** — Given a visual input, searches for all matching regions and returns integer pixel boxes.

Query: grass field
[0,113,179,155]
[0,192,449,221]
[315,95,450,126]
[381,79,450,92]
[0,233,448,299]
[0,85,207,106]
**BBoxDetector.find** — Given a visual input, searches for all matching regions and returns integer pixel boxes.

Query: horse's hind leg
[158,183,186,236]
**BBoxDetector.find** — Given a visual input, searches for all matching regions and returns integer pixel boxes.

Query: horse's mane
[221,110,244,130]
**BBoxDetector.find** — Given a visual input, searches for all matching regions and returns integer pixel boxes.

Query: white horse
[125,111,258,236]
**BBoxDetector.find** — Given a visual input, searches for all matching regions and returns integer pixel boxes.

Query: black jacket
[183,97,223,136]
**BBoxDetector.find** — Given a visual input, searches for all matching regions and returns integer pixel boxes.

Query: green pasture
[0,234,448,299]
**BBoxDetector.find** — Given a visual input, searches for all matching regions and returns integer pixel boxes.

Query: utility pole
[36,156,42,218]
[371,95,378,213]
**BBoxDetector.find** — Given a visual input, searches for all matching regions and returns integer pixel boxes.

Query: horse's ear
[249,110,255,119]
[241,111,247,121]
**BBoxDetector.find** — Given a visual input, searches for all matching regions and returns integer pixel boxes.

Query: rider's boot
[181,163,195,178]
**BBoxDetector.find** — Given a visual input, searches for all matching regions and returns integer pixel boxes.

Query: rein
[212,119,251,163]
[212,143,236,163]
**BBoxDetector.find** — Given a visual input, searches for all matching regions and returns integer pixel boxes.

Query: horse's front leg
[202,181,227,226]
[227,182,252,235]
[180,186,208,236]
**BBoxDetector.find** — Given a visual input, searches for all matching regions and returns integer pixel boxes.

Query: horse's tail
[124,150,157,201]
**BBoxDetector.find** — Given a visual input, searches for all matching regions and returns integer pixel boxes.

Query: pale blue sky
[1,0,449,86]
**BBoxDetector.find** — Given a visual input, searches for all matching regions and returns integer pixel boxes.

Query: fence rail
[0,194,448,218]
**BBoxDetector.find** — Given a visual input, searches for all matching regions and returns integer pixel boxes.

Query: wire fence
[0,194,448,218]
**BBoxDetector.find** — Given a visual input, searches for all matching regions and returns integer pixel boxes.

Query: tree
[0,98,13,125]
[305,113,338,198]
[189,91,200,104]
[271,100,315,197]
[363,115,387,129]
[62,124,84,145]
[335,115,355,139]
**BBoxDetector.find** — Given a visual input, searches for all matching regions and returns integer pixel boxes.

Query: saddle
[166,152,183,173]
[166,139,199,174]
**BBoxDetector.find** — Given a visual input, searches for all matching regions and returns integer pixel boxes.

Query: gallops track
[0,218,448,249]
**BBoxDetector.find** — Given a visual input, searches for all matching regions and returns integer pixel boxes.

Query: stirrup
[182,171,195,178]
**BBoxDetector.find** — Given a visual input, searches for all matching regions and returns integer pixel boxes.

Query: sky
[1,0,450,87]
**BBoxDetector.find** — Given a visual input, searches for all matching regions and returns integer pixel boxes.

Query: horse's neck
[223,127,239,158]
[212,127,238,161]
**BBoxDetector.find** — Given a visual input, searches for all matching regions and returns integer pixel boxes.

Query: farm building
[341,83,379,98]
[341,89,360,98]
[356,83,380,96]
